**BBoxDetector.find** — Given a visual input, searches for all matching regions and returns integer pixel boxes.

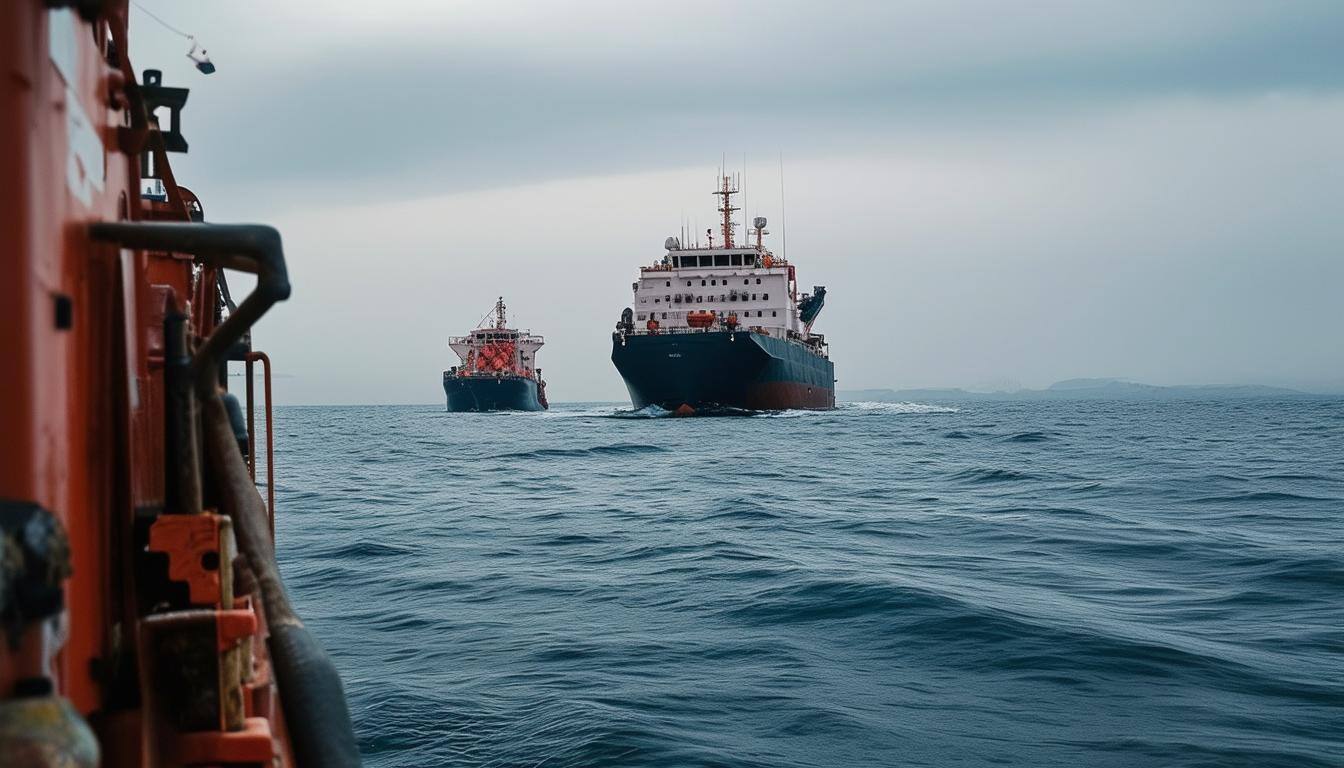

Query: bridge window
[637,313,646,320]
[772,310,777,317]
[730,254,742,266]
[714,253,730,267]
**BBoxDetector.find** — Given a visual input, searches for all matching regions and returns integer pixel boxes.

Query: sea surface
[265,399,1344,767]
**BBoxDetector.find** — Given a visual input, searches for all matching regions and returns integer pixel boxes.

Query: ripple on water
[268,398,1344,768]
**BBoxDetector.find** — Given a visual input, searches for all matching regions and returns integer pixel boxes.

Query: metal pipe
[88,222,291,398]
[245,351,275,537]
[246,357,256,482]
[164,306,202,515]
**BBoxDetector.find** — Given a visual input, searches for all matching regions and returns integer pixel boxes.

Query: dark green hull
[610,330,834,411]
[443,374,544,412]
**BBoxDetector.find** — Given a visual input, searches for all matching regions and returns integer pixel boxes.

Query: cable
[131,1,195,40]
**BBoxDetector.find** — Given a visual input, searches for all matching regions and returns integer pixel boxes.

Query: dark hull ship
[612,175,833,414]
[444,298,548,412]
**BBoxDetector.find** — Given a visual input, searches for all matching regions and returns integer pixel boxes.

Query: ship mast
[494,296,507,329]
[713,174,739,248]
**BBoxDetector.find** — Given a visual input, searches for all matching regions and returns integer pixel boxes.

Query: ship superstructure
[444,298,548,411]
[611,175,835,412]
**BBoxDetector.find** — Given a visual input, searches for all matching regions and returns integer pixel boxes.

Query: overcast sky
[130,1,1344,403]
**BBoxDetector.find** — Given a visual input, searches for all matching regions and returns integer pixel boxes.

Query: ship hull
[443,375,545,412]
[611,330,835,411]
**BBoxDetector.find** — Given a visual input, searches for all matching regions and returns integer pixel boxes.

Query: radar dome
[664,236,681,250]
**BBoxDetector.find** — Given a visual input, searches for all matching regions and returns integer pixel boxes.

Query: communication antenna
[779,152,787,261]
[740,153,747,248]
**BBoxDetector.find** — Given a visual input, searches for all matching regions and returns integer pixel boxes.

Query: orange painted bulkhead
[0,4,345,766]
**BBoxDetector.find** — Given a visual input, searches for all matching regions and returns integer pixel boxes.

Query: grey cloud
[143,0,1344,204]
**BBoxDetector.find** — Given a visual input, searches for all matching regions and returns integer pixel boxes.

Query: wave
[723,576,1337,704]
[950,467,1037,484]
[606,404,673,419]
[1191,491,1335,504]
[317,541,415,560]
[596,401,960,418]
[841,401,960,414]
[494,443,669,460]
[1002,430,1057,443]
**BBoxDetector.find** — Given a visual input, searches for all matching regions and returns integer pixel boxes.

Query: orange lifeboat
[687,311,715,328]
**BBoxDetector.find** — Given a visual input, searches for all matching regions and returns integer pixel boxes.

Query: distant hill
[839,378,1313,402]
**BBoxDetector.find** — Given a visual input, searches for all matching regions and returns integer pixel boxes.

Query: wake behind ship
[444,297,549,411]
[611,176,834,412]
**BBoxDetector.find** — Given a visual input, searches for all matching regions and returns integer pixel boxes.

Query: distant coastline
[839,378,1338,402]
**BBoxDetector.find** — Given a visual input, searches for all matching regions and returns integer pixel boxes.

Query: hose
[202,393,361,767]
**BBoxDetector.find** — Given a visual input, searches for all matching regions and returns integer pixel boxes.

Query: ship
[611,175,834,413]
[444,297,549,411]
[1,3,357,766]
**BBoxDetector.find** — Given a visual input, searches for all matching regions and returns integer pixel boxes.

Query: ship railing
[444,367,539,379]
[617,324,825,353]
[448,332,544,344]
[245,351,276,536]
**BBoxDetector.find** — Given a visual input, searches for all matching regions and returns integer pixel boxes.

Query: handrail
[245,351,275,538]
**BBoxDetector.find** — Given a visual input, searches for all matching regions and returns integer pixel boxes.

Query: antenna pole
[779,152,787,262]
[714,173,739,248]
[741,154,747,248]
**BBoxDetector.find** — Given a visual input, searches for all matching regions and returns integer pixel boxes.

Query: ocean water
[266,399,1344,767]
